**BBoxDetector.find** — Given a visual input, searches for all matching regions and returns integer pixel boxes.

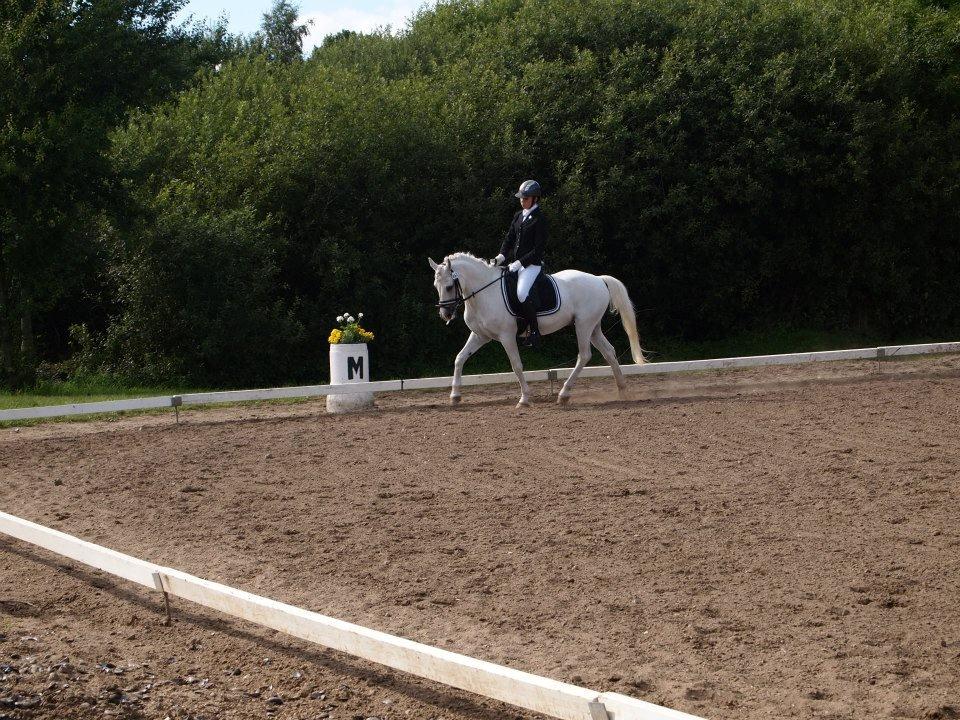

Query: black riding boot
[520,296,541,348]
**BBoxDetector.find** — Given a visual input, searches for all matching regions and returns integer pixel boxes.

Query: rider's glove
[508,260,523,272]
[492,254,506,266]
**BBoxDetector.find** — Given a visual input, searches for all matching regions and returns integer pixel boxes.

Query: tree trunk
[0,280,12,376]
[20,303,35,371]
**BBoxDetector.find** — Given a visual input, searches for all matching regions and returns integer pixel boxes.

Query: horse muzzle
[439,307,456,323]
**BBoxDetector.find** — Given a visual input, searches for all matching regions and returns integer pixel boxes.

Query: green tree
[106,51,527,384]
[0,0,214,386]
[254,0,311,63]
[68,0,960,386]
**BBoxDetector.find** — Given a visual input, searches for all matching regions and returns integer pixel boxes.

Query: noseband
[435,273,466,312]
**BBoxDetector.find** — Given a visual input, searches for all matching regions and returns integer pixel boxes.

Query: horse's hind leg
[557,321,594,404]
[500,334,532,408]
[591,325,628,398]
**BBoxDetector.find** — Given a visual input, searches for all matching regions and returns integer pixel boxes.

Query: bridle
[434,265,504,318]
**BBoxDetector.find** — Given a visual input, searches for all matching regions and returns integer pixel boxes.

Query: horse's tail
[600,275,646,365]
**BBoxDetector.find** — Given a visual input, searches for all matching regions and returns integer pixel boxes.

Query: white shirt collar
[522,203,539,219]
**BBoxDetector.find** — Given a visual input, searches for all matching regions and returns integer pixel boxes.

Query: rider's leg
[516,265,541,303]
[519,297,541,348]
[516,265,542,348]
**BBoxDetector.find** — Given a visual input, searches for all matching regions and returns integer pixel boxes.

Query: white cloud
[302,1,427,51]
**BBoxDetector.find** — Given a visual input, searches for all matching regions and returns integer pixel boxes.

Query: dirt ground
[1,355,959,720]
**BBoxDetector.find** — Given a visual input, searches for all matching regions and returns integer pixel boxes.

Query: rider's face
[520,196,535,209]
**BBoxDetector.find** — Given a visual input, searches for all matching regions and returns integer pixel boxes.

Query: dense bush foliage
[6,0,960,387]
[0,0,242,386]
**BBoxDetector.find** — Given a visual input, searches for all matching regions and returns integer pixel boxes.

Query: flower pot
[326,342,374,413]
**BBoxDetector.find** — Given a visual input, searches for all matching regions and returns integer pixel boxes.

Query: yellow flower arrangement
[329,312,374,344]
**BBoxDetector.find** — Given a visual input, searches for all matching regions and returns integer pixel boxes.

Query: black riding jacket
[499,207,547,267]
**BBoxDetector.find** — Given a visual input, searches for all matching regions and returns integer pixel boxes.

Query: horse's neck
[451,256,496,293]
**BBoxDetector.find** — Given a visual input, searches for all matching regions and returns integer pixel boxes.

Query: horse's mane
[444,251,485,264]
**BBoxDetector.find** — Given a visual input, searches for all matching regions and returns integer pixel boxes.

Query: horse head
[429,257,460,323]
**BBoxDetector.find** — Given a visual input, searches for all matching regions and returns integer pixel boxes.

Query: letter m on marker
[348,356,364,380]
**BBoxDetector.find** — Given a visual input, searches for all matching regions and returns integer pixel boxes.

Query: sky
[174,0,430,52]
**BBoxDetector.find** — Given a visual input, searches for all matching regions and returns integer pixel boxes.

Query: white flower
[358,312,364,319]
[336,315,344,322]
[347,315,355,323]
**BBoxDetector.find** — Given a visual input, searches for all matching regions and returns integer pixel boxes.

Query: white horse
[429,253,646,407]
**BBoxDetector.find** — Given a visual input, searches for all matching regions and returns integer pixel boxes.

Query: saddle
[501,269,562,321]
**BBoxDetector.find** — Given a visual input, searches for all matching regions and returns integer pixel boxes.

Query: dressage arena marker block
[0,510,705,720]
[2,341,959,422]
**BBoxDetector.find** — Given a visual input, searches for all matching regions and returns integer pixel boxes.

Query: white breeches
[516,264,541,303]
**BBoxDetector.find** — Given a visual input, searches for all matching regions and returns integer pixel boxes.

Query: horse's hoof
[516,399,531,409]
[450,395,461,405]
[557,394,570,405]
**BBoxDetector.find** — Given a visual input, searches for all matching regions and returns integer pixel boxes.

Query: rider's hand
[492,254,505,266]
[508,260,522,272]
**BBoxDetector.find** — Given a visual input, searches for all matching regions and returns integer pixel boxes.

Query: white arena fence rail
[0,510,703,720]
[2,341,959,423]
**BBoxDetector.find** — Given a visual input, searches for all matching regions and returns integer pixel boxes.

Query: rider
[492,179,547,348]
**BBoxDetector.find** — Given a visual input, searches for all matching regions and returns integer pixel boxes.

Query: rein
[435,269,504,312]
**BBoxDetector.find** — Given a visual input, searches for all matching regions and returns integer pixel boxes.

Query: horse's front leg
[451,331,490,404]
[499,334,532,408]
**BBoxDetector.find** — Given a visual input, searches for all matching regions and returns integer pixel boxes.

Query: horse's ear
[428,257,439,271]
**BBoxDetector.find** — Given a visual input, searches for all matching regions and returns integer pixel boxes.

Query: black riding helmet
[514,179,542,198]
